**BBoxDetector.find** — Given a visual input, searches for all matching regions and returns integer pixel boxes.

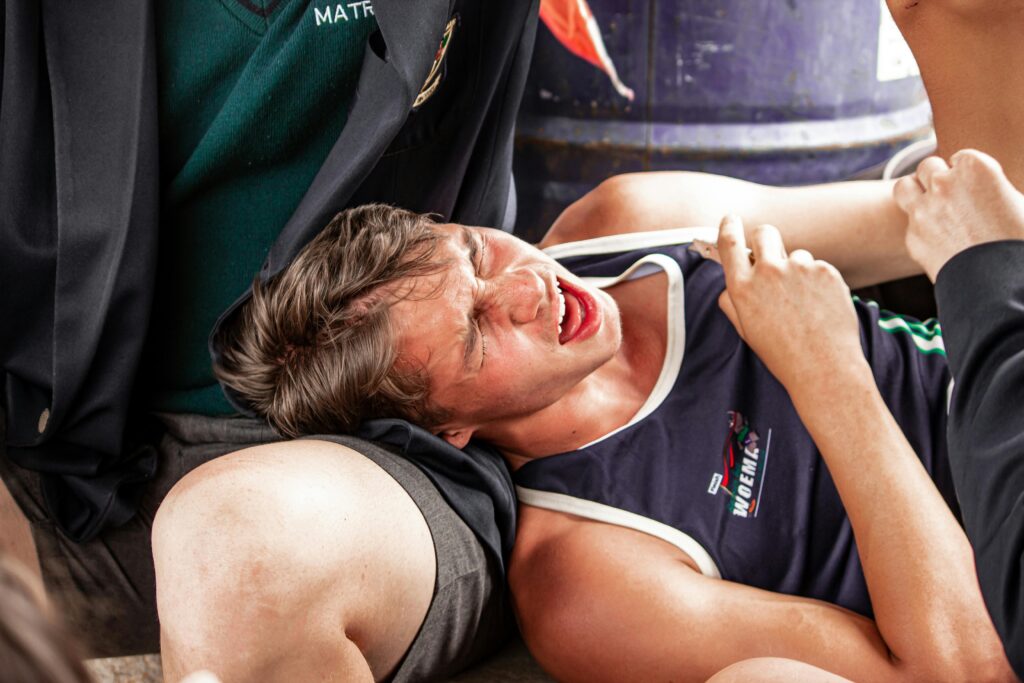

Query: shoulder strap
[543,226,718,260]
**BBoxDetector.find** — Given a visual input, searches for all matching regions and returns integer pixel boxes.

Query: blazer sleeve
[935,239,1024,676]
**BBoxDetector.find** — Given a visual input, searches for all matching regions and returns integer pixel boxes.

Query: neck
[490,272,668,469]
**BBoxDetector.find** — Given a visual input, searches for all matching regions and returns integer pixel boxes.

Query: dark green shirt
[148,0,377,414]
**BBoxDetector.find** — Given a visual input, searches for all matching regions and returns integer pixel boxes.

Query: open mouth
[554,277,599,344]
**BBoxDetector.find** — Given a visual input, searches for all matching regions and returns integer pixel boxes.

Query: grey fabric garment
[318,435,515,682]
[0,411,277,656]
[0,413,511,679]
[1,0,540,546]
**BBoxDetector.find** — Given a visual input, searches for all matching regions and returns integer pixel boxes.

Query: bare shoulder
[512,503,703,571]
[707,658,855,683]
[537,175,641,249]
[538,171,763,249]
[510,503,702,610]
[510,505,706,681]
[540,172,716,246]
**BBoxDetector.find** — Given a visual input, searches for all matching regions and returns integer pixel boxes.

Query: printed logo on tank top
[313,1,375,26]
[706,411,772,518]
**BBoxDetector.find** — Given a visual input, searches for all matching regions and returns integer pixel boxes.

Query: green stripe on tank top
[853,296,946,356]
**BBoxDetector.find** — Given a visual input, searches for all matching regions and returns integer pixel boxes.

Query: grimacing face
[389,223,623,447]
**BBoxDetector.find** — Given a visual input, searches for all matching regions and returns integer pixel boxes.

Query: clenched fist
[894,149,1024,282]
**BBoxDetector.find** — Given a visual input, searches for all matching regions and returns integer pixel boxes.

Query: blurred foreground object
[517,0,931,239]
[0,555,92,683]
[540,0,635,100]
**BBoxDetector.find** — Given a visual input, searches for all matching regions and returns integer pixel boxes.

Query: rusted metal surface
[514,0,931,241]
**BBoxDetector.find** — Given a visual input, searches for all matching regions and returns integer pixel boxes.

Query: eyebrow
[461,226,478,265]
[460,227,480,372]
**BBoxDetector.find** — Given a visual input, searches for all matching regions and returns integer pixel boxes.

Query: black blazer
[0,0,535,565]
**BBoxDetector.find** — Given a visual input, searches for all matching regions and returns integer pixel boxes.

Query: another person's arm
[540,172,916,288]
[895,149,1024,675]
[893,150,1024,282]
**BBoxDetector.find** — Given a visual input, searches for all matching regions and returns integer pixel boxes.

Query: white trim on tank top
[542,226,718,260]
[516,487,723,579]
[543,228,716,448]
[517,229,723,580]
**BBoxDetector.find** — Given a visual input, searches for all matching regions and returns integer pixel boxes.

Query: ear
[438,426,474,450]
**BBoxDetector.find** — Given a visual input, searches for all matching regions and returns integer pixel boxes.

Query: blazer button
[38,409,50,434]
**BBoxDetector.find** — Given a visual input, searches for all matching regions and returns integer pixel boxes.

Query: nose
[485,267,545,325]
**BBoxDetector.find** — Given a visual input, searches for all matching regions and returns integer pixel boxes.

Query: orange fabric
[539,0,602,68]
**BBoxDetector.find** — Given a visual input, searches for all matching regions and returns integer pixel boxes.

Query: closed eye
[473,235,488,365]
[460,228,487,370]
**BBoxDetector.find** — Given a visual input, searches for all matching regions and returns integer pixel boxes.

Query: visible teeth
[555,281,566,335]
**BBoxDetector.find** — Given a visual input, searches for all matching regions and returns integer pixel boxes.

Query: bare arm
[716,218,1013,681]
[540,172,918,288]
[894,150,1024,674]
[512,506,1001,683]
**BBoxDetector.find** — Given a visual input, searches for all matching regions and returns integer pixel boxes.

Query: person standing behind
[887,0,1024,676]
[894,148,1024,678]
[1,1,537,680]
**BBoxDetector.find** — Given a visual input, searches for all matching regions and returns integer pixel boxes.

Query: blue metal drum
[514,0,931,240]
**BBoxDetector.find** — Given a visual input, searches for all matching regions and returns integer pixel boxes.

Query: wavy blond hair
[214,204,453,437]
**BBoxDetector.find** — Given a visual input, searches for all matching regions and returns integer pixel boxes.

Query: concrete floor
[86,655,162,683]
[86,637,554,683]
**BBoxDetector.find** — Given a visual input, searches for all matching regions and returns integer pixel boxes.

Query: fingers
[895,149,1011,215]
[785,249,845,291]
[717,215,752,279]
[951,148,1003,174]
[893,174,923,211]
[788,249,814,266]
[894,154,952,212]
[914,155,951,192]
[717,216,788,275]
[716,218,831,276]
[950,149,1016,194]
[750,224,787,263]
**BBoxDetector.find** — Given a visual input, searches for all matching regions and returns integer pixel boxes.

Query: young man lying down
[214,172,1013,681]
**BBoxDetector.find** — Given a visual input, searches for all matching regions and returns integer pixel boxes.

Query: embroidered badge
[414,15,457,109]
[707,411,771,518]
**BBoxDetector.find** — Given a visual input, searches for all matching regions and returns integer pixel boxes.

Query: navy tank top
[514,228,955,617]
